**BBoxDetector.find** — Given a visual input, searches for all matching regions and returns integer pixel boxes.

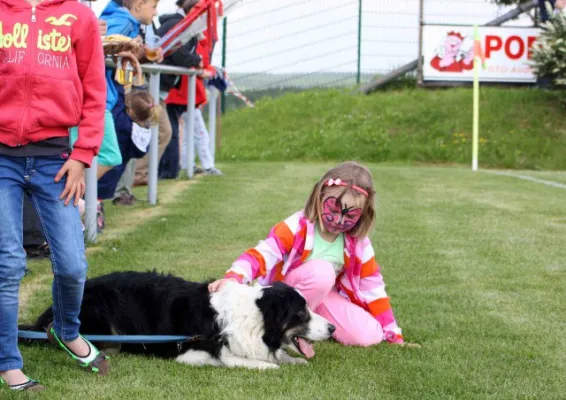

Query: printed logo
[45,14,77,27]
[37,28,72,53]
[0,15,77,67]
[0,22,29,49]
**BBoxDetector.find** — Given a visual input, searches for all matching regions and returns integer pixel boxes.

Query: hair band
[324,178,368,197]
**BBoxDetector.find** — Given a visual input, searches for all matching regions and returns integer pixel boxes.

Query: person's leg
[315,288,384,346]
[282,260,336,310]
[155,101,172,169]
[30,156,109,375]
[158,103,181,179]
[0,156,28,384]
[113,158,136,200]
[137,101,172,185]
[98,164,127,201]
[193,108,221,174]
[178,114,185,169]
[28,156,87,345]
[23,194,45,248]
[179,106,190,172]
[96,165,113,180]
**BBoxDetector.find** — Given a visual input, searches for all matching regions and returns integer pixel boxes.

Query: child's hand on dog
[208,278,239,293]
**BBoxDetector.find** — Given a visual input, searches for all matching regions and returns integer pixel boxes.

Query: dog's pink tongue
[298,338,315,359]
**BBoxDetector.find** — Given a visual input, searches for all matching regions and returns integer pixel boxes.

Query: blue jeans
[158,104,184,179]
[0,155,87,371]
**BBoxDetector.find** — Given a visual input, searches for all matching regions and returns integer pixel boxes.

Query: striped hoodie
[224,211,403,343]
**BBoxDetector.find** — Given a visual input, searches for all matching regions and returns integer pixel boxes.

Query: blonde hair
[304,161,376,238]
[125,91,160,126]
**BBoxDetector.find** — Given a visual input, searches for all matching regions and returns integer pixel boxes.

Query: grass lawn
[220,88,566,170]
[12,162,566,400]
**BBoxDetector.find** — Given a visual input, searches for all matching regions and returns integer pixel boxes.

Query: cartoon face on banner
[430,31,475,73]
[422,25,540,83]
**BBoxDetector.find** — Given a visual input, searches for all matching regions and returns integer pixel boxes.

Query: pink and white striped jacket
[224,211,403,343]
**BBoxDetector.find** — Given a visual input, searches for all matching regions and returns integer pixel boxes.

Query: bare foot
[63,337,90,357]
[0,369,29,386]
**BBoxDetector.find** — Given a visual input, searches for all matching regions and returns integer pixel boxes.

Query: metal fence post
[356,0,362,85]
[221,17,227,114]
[84,156,98,243]
[208,88,218,162]
[185,74,197,178]
[148,72,161,205]
[417,0,424,86]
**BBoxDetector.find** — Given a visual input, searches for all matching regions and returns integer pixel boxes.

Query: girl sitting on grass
[209,161,418,348]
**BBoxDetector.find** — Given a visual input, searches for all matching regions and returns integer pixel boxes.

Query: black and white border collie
[24,271,335,369]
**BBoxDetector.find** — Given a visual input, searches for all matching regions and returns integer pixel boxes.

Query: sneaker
[203,167,223,176]
[96,200,105,233]
[194,166,205,174]
[112,193,135,206]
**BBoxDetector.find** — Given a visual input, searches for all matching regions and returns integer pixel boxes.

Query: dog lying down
[23,271,335,369]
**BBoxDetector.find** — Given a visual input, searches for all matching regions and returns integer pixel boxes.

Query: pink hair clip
[324,178,369,197]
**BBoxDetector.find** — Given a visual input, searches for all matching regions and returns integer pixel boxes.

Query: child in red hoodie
[0,0,108,391]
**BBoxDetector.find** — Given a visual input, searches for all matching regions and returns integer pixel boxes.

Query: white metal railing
[84,63,216,243]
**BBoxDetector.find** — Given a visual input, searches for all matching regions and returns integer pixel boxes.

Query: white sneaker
[204,167,223,176]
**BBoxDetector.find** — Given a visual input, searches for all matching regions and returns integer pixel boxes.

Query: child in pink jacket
[210,161,416,349]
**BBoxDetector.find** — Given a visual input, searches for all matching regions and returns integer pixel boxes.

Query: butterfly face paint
[321,197,362,233]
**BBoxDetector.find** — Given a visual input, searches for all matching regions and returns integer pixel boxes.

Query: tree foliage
[531,7,566,85]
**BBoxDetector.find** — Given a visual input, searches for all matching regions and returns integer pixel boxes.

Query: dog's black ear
[256,286,287,352]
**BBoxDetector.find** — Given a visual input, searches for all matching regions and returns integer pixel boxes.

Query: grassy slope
[220,88,566,170]
[11,163,566,400]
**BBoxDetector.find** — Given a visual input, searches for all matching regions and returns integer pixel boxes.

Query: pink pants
[283,259,384,346]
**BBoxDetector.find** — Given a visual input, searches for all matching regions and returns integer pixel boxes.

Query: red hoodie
[165,38,215,108]
[0,0,105,167]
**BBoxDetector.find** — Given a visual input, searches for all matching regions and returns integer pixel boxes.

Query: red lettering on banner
[484,35,537,60]
[485,35,502,58]
[527,36,537,59]
[505,36,524,60]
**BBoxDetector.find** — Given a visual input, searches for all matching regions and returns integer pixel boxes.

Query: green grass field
[11,162,566,399]
[220,88,566,170]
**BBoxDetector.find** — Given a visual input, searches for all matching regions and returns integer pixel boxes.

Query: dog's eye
[297,309,309,320]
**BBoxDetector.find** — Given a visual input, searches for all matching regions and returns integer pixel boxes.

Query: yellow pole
[472,25,479,172]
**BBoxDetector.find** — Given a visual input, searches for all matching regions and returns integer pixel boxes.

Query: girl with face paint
[210,162,418,350]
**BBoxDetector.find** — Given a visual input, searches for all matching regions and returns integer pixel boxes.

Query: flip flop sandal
[0,377,45,391]
[46,324,110,376]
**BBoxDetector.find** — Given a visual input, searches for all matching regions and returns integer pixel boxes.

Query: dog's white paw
[257,362,280,370]
[286,357,308,365]
[277,352,309,365]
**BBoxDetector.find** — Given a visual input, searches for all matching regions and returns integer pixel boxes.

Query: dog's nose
[328,324,336,335]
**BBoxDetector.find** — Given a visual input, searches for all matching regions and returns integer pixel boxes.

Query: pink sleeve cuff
[224,272,244,284]
[70,147,95,168]
[384,331,404,344]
